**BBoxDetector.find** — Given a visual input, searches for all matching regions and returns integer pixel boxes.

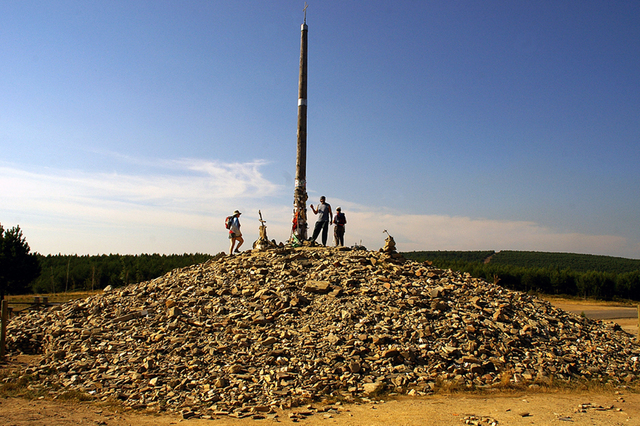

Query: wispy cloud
[2,157,282,206]
[173,158,282,200]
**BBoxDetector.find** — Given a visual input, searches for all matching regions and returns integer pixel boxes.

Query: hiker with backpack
[226,210,244,255]
[333,206,347,246]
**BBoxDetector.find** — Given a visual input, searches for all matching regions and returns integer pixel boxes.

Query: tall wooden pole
[293,5,309,241]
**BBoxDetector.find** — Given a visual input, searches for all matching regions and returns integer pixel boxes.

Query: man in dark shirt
[333,206,347,246]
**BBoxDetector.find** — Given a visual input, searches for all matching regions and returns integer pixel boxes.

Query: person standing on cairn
[333,206,347,246]
[309,196,333,246]
[228,210,244,255]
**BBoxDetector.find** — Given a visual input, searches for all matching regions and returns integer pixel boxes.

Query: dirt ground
[1,390,638,425]
[545,296,639,337]
[1,298,639,426]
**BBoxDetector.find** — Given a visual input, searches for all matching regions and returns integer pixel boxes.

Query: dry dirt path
[1,391,638,425]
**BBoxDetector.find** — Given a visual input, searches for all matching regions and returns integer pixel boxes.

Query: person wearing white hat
[228,210,244,255]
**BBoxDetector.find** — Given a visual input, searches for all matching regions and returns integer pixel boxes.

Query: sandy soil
[1,391,638,425]
[544,297,639,337]
[1,297,638,425]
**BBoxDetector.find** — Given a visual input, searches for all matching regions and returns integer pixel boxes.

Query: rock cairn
[6,247,640,419]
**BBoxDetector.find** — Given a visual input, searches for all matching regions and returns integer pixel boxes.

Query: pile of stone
[461,415,499,425]
[6,246,640,419]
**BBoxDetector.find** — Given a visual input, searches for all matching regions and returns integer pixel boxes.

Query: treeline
[490,250,640,274]
[403,250,640,301]
[30,253,213,294]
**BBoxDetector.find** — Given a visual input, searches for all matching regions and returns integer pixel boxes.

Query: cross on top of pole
[303,2,308,24]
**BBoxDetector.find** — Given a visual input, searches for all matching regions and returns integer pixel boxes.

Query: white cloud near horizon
[340,211,639,258]
[2,161,639,259]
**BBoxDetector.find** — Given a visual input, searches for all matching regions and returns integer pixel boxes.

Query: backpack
[225,216,233,230]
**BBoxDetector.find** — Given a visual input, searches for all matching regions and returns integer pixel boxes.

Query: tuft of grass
[0,372,48,399]
[56,389,95,402]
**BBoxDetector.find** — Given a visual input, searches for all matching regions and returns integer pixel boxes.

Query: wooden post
[0,299,8,360]
[637,304,639,339]
[292,5,309,242]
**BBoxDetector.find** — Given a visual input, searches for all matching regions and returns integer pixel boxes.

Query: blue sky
[1,1,639,258]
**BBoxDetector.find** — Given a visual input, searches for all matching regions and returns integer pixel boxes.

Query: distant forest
[30,253,213,294]
[403,250,640,301]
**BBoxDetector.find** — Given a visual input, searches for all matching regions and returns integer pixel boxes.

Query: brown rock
[303,281,332,294]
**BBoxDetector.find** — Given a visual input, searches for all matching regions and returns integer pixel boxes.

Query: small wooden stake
[0,300,8,360]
